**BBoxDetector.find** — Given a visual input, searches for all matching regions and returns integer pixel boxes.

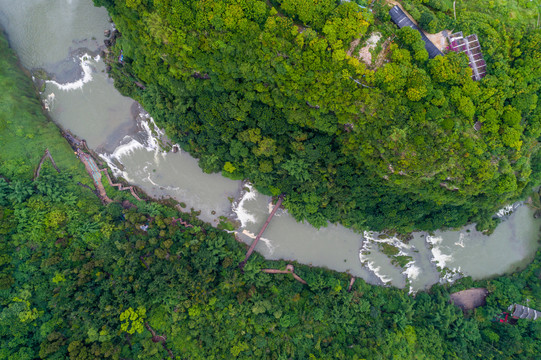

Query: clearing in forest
[348,32,382,65]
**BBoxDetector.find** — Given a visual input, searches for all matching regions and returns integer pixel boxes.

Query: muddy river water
[1,0,539,292]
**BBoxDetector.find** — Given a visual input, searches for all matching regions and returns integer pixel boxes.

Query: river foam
[232,183,257,227]
[360,257,392,285]
[361,232,416,274]
[46,53,99,91]
[241,229,275,255]
[100,107,168,181]
[426,235,454,268]
[43,92,55,111]
[495,202,522,218]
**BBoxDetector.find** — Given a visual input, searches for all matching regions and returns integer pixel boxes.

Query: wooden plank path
[239,194,284,271]
[171,217,193,228]
[261,264,307,284]
[144,323,174,359]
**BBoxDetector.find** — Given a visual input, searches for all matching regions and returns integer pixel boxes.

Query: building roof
[448,32,487,81]
[389,6,443,59]
[510,304,541,320]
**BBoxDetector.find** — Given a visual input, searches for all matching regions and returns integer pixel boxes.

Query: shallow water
[428,206,540,279]
[43,55,136,151]
[0,0,109,70]
[233,186,380,284]
[1,0,539,291]
[101,137,241,224]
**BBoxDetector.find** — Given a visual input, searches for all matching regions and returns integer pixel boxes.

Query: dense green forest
[2,28,541,359]
[93,0,541,232]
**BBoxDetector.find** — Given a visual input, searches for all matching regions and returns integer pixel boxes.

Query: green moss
[378,242,400,257]
[393,255,414,268]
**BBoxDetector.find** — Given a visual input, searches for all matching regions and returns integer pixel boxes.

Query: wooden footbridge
[239,194,284,271]
[262,264,307,284]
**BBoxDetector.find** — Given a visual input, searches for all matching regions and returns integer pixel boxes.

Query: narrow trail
[171,217,194,228]
[239,194,284,271]
[261,264,307,284]
[34,149,60,180]
[99,163,142,200]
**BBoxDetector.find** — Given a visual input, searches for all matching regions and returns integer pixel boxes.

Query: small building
[389,5,443,59]
[448,32,487,81]
[508,304,541,321]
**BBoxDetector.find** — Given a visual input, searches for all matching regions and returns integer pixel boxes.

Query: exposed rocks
[104,29,120,47]
[450,288,488,311]
[440,182,459,191]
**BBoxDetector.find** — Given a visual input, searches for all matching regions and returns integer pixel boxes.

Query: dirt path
[426,31,449,51]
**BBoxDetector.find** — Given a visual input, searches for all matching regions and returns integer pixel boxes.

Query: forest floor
[426,31,449,51]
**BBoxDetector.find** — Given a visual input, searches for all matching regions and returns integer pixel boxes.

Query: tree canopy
[93,0,541,233]
[2,27,541,359]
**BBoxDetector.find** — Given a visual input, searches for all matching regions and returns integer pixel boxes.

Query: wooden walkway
[261,264,307,284]
[76,149,141,204]
[171,217,194,228]
[144,323,174,359]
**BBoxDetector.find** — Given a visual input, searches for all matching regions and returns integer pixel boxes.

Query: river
[1,0,539,292]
